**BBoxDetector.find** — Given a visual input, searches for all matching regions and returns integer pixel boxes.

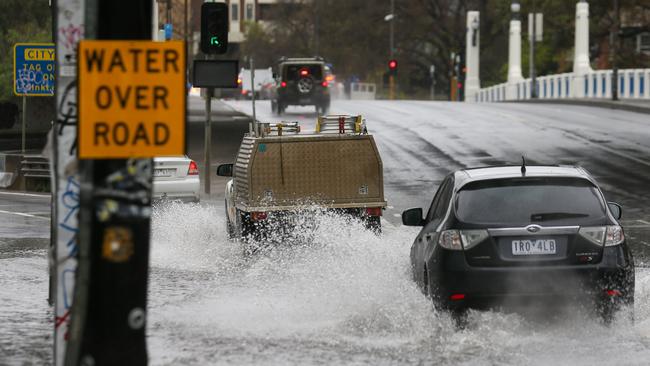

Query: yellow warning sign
[78,40,186,159]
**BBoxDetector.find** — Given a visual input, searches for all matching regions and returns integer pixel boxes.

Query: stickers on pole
[78,40,186,159]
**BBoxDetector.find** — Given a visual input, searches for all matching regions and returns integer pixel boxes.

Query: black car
[271,57,330,115]
[402,165,634,323]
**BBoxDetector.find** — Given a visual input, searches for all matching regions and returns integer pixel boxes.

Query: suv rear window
[283,64,323,81]
[455,177,606,226]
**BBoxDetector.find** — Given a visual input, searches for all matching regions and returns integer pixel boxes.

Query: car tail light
[450,294,465,301]
[579,225,624,246]
[280,81,287,88]
[605,225,624,246]
[605,289,622,297]
[188,161,199,175]
[322,81,328,87]
[241,89,248,95]
[459,229,488,250]
[438,230,463,250]
[299,68,309,76]
[251,211,267,221]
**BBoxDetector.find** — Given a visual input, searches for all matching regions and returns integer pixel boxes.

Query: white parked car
[152,156,200,203]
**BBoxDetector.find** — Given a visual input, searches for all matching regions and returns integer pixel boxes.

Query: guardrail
[475,68,650,102]
[21,155,50,179]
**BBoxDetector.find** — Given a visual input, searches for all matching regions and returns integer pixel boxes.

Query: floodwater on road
[3,201,650,365]
[146,201,650,366]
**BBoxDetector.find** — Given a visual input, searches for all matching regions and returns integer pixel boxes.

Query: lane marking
[637,220,650,225]
[0,209,50,220]
[0,191,51,199]
[393,213,401,217]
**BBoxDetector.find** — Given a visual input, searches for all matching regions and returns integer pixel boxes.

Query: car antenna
[521,156,526,175]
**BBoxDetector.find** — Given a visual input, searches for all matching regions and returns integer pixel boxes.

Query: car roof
[453,165,597,190]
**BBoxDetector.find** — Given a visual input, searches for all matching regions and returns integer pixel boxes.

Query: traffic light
[201,2,228,54]
[388,59,398,75]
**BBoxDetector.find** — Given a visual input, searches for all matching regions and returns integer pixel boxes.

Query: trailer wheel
[365,216,381,234]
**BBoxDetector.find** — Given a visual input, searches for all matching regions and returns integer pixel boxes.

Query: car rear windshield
[283,64,323,81]
[455,177,606,226]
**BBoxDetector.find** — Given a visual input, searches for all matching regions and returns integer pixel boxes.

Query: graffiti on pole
[53,0,84,365]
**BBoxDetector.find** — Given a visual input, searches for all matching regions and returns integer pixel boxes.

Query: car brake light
[241,89,247,95]
[299,68,309,76]
[251,212,267,221]
[450,294,465,301]
[579,226,624,246]
[365,207,382,216]
[280,81,287,87]
[459,230,488,250]
[605,225,624,246]
[605,289,622,297]
[188,161,199,175]
[322,81,328,87]
[438,230,463,250]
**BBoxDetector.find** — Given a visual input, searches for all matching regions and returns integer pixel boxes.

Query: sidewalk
[511,98,650,115]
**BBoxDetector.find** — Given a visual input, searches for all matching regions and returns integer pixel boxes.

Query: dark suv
[402,165,634,324]
[272,57,330,115]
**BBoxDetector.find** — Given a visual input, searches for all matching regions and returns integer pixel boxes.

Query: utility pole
[611,0,620,101]
[204,71,213,195]
[388,0,395,100]
[65,0,156,365]
[529,3,537,99]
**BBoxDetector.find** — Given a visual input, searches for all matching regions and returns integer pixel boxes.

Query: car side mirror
[216,163,233,177]
[608,202,622,220]
[402,208,424,226]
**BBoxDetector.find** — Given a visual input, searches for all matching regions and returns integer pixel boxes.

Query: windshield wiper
[530,212,589,221]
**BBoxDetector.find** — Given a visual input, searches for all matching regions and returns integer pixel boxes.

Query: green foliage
[0,0,52,102]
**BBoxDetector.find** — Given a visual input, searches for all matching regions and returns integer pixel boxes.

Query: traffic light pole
[204,85,212,195]
[65,1,153,365]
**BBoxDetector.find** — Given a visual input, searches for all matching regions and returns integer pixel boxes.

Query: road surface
[2,99,650,365]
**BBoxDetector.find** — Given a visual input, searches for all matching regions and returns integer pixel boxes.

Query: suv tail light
[322,81,328,87]
[578,225,624,246]
[188,161,199,175]
[439,229,488,251]
[280,81,287,88]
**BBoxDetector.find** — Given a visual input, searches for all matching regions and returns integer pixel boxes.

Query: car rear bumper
[152,178,200,203]
[429,246,634,307]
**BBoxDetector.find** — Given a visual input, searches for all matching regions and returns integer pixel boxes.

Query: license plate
[512,239,557,255]
[299,98,311,104]
[154,168,174,177]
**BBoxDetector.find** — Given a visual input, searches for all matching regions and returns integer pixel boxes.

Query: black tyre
[364,216,381,234]
[225,201,234,239]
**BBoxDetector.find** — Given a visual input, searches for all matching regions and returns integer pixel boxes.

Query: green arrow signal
[210,36,220,45]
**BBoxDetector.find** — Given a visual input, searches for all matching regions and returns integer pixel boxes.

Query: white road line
[0,191,51,199]
[637,220,650,225]
[392,213,401,217]
[0,209,50,220]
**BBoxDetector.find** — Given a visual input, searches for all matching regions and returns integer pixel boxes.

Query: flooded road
[146,202,650,366]
[3,100,650,365]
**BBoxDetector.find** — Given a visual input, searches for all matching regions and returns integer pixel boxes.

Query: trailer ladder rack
[261,121,301,136]
[315,115,366,134]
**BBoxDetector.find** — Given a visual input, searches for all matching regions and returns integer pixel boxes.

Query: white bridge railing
[475,68,650,102]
